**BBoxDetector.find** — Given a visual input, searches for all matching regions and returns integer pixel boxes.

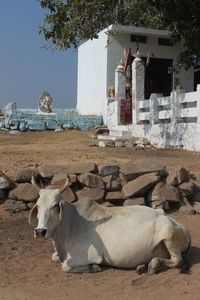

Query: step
[109,130,131,138]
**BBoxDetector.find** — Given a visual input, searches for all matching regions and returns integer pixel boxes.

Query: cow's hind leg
[147,239,183,275]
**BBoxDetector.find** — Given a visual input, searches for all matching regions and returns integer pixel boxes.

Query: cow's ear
[59,201,63,220]
[28,204,38,224]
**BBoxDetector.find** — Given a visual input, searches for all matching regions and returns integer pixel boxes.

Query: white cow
[29,176,191,275]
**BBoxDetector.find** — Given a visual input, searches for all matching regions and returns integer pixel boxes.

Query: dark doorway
[145,58,173,99]
[194,69,200,91]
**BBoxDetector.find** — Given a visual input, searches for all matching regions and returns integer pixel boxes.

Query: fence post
[149,93,162,124]
[132,51,145,124]
[115,62,126,125]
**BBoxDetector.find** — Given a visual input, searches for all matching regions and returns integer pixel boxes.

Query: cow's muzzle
[34,228,47,238]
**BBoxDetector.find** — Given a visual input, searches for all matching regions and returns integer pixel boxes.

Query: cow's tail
[180,237,191,274]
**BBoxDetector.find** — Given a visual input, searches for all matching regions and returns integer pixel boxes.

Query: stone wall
[1,160,200,214]
[0,104,103,132]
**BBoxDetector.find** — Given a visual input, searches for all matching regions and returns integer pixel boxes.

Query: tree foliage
[39,0,200,69]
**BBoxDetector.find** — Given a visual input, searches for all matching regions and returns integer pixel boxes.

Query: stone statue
[38,92,53,113]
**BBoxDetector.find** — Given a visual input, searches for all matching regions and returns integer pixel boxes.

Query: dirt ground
[1,130,200,300]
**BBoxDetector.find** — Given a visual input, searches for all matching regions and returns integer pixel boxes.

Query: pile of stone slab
[0,161,200,214]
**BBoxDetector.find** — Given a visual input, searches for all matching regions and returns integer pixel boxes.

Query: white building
[77,24,194,116]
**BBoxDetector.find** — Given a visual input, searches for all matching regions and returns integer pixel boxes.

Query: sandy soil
[0,130,200,300]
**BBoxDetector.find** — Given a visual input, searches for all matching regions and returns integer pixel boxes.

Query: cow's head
[29,175,70,239]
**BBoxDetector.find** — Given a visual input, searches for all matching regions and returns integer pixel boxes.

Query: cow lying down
[29,176,191,275]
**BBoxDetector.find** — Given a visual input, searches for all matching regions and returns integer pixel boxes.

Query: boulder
[78,173,105,190]
[192,190,200,203]
[76,187,104,203]
[98,165,119,178]
[123,197,145,206]
[61,187,76,203]
[14,168,39,183]
[67,163,98,174]
[178,182,195,199]
[38,165,67,179]
[3,200,27,213]
[122,173,159,198]
[148,182,180,203]
[9,183,39,202]
[120,160,165,181]
[0,171,13,189]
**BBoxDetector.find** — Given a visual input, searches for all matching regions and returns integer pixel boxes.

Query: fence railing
[137,90,200,124]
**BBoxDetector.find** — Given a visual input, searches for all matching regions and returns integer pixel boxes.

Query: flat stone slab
[76,187,104,203]
[122,173,159,198]
[39,165,67,179]
[9,183,39,202]
[15,168,39,183]
[67,163,98,174]
[0,171,13,189]
[61,187,76,203]
[120,160,165,181]
[123,197,145,206]
[78,173,105,190]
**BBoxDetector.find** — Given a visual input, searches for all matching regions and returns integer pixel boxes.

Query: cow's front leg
[61,254,103,274]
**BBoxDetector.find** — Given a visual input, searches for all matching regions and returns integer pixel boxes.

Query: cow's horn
[59,175,70,194]
[31,174,41,191]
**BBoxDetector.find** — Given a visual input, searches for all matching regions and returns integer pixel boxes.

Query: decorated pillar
[115,62,126,101]
[132,51,145,124]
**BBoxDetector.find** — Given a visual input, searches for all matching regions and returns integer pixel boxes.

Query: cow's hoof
[136,264,147,275]
[91,264,102,273]
[52,252,60,263]
[147,267,157,275]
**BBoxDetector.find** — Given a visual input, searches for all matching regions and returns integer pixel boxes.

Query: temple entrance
[145,58,173,99]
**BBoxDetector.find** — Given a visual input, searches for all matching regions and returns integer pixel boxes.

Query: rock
[9,183,39,202]
[102,175,112,190]
[63,123,74,129]
[101,202,115,207]
[61,187,76,203]
[51,173,77,186]
[67,163,98,174]
[98,165,119,178]
[175,167,190,184]
[120,160,165,181]
[123,197,145,206]
[0,171,13,189]
[46,120,58,130]
[105,191,126,205]
[115,141,124,148]
[2,103,17,116]
[109,178,121,191]
[76,187,105,203]
[15,168,39,183]
[122,173,159,198]
[178,182,195,199]
[54,126,64,132]
[3,200,27,213]
[39,165,67,179]
[136,144,145,150]
[94,127,109,135]
[78,173,105,190]
[19,122,26,132]
[89,135,97,139]
[98,141,115,147]
[192,190,200,203]
[148,182,180,203]
[9,130,21,135]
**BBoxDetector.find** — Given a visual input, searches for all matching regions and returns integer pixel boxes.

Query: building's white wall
[77,30,108,115]
[107,32,194,94]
